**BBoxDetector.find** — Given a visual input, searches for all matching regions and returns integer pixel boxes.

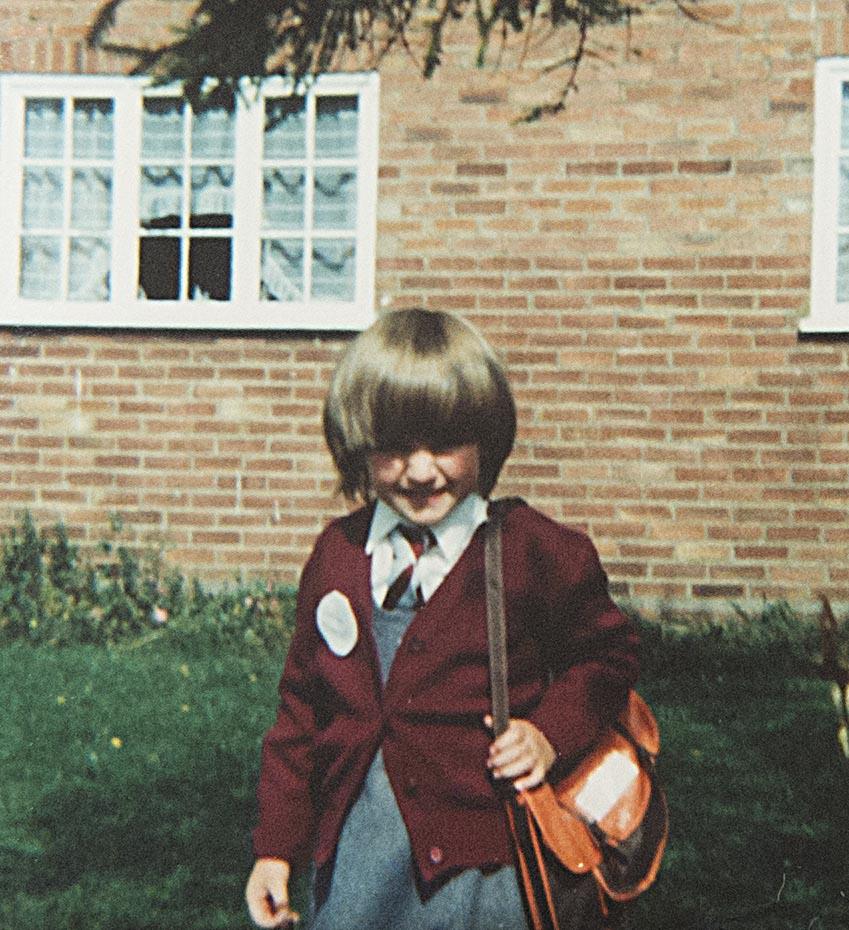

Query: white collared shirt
[366,493,489,607]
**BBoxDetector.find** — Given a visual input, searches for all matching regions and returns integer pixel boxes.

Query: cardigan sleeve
[252,544,323,864]
[521,511,640,765]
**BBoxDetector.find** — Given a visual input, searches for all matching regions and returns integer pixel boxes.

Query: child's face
[367,443,481,526]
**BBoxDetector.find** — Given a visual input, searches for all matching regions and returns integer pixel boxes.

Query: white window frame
[804,57,849,333]
[0,71,379,331]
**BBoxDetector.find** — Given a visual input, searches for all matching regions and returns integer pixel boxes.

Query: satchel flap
[553,729,653,843]
[519,784,601,873]
[623,691,660,757]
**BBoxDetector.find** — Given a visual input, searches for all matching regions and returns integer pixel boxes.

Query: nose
[405,447,439,484]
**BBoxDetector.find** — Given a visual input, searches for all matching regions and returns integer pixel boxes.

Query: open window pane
[139,236,180,300]
[189,237,232,300]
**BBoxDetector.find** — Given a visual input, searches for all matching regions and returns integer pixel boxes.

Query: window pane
[264,97,306,159]
[69,237,110,300]
[841,159,849,227]
[191,104,235,159]
[314,169,357,229]
[73,99,114,159]
[838,236,849,303]
[20,236,61,299]
[22,168,64,229]
[312,239,355,301]
[190,166,233,228]
[139,236,181,299]
[142,98,184,159]
[263,169,305,229]
[71,169,113,229]
[141,167,183,229]
[24,98,64,158]
[189,237,232,300]
[261,239,303,301]
[315,96,358,158]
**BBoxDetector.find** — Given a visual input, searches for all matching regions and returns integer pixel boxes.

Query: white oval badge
[316,590,359,657]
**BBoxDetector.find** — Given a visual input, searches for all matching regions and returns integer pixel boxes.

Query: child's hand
[486,717,557,792]
[245,857,299,928]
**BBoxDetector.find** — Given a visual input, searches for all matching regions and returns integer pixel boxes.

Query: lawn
[2,621,848,930]
[0,639,281,930]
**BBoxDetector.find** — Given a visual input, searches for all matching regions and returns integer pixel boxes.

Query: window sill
[798,311,849,334]
[0,299,376,331]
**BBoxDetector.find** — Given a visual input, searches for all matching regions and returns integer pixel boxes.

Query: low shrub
[0,510,839,675]
[635,599,822,683]
[0,512,296,651]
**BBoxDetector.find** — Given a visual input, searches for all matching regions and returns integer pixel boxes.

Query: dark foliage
[88,0,703,117]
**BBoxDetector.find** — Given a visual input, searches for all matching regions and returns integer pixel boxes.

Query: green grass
[0,639,285,930]
[2,623,849,929]
[632,621,849,930]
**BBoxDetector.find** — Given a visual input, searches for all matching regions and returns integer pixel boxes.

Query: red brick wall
[2,0,849,614]
[0,332,343,585]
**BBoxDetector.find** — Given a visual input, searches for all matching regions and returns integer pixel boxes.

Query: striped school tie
[382,524,434,610]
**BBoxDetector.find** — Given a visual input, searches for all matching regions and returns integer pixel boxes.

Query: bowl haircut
[323,308,517,502]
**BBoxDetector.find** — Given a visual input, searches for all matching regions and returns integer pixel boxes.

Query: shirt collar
[365,493,489,558]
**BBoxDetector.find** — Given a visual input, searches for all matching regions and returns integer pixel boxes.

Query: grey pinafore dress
[307,599,529,930]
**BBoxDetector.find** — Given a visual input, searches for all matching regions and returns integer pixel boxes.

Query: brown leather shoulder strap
[485,512,510,738]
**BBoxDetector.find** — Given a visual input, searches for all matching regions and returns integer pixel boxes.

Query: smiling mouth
[401,488,446,504]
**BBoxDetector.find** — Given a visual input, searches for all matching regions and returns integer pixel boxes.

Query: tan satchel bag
[485,508,668,930]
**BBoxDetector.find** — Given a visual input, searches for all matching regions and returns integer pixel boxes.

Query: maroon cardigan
[252,500,639,889]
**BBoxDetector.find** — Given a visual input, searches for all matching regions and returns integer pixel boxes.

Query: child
[245,308,640,930]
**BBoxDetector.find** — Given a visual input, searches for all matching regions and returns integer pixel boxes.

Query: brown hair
[323,308,516,501]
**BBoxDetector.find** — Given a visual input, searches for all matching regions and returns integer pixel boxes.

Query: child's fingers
[488,718,534,757]
[246,887,288,928]
[246,859,299,928]
[491,753,533,781]
[488,729,526,766]
[265,891,300,929]
[488,724,534,776]
[512,763,548,792]
[248,894,299,929]
[486,719,556,788]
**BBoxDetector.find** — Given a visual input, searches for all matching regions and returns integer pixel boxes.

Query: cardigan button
[408,636,426,654]
[404,776,419,796]
[429,846,444,865]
